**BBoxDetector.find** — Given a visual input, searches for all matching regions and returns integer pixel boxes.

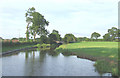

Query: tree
[29,11,49,41]
[52,29,59,34]
[118,29,120,41]
[19,37,26,42]
[107,27,118,41]
[52,29,61,40]
[103,33,111,41]
[11,38,18,40]
[103,27,118,41]
[40,35,49,44]
[48,33,61,44]
[91,32,101,40]
[76,37,89,42]
[25,7,35,41]
[63,34,76,43]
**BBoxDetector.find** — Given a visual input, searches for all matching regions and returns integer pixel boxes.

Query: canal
[2,49,111,76]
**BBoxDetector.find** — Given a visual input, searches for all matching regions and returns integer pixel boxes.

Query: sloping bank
[2,42,38,53]
[2,43,53,56]
[2,46,37,56]
[55,42,118,76]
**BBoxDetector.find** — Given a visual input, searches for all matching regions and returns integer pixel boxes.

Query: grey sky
[0,0,119,39]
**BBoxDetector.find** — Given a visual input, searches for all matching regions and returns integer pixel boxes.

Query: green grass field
[56,42,118,76]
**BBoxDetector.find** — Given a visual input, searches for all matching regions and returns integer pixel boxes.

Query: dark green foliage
[63,33,76,43]
[76,37,88,42]
[25,7,49,41]
[25,7,35,41]
[36,38,41,42]
[91,32,101,39]
[40,35,49,44]
[103,33,111,41]
[48,32,61,44]
[11,38,18,40]
[19,37,26,42]
[103,27,119,41]
[2,42,37,52]
[2,42,37,47]
[52,29,59,34]
[29,11,49,40]
[50,43,59,50]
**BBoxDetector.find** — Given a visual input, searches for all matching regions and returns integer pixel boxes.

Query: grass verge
[2,42,37,52]
[55,42,118,76]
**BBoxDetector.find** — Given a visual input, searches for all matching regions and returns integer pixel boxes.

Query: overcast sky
[0,0,119,39]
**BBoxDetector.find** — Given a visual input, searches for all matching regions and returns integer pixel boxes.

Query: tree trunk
[26,23,30,41]
[33,32,36,41]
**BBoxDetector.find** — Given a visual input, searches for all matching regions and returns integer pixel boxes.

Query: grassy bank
[55,42,118,76]
[2,42,37,52]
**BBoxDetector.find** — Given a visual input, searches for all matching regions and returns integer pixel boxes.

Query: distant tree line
[8,26,119,45]
[77,27,120,42]
[6,7,119,44]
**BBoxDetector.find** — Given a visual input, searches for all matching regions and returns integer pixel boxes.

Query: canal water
[2,49,111,76]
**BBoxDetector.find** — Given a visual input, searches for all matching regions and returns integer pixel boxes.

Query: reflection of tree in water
[23,49,60,76]
[24,49,37,60]
[39,49,60,57]
[25,50,32,60]
[24,49,48,76]
[39,50,47,62]
[48,50,59,57]
[24,50,37,76]
[25,50,29,59]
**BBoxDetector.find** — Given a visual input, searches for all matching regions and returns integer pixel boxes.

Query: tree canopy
[48,30,61,44]
[91,32,101,39]
[63,34,76,43]
[52,29,59,34]
[25,7,49,41]
[40,35,49,44]
[25,7,35,41]
[103,27,119,41]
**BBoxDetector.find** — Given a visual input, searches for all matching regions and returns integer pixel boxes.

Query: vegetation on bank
[36,43,50,50]
[55,42,118,76]
[2,42,37,52]
[36,43,60,50]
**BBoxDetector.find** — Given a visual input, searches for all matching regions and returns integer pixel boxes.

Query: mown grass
[55,42,118,76]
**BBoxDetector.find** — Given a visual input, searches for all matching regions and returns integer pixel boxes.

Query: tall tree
[25,7,35,41]
[103,33,111,41]
[91,32,101,40]
[29,11,49,41]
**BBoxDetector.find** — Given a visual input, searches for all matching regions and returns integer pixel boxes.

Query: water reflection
[48,50,60,56]
[2,49,108,76]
